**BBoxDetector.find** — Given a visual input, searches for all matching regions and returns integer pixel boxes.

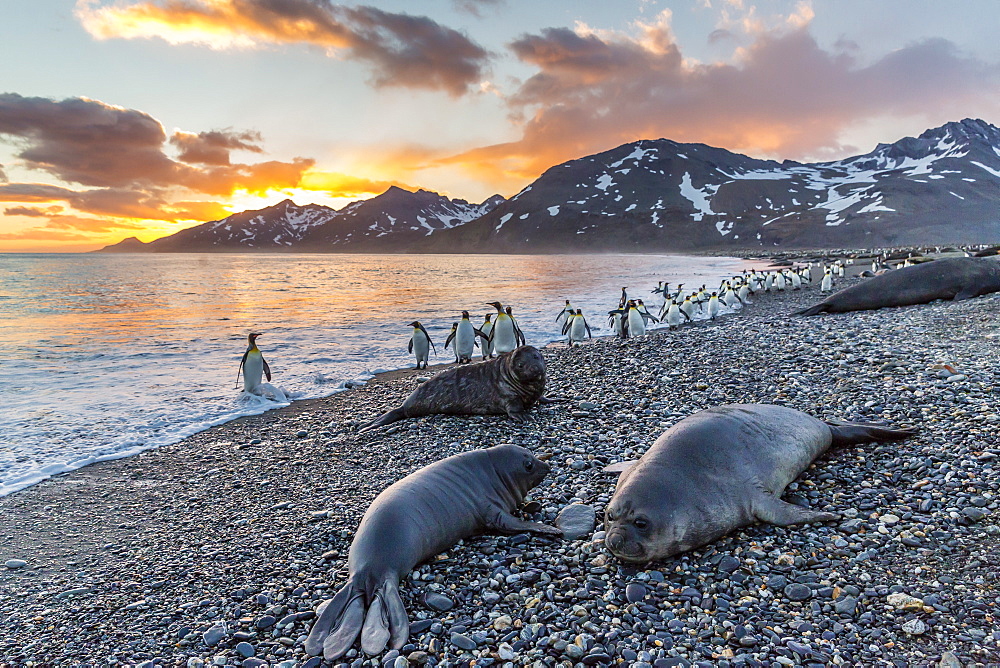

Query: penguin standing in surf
[236,332,271,393]
[407,321,435,369]
[555,300,574,329]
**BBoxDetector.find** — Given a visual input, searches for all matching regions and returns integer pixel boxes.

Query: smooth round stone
[423,592,454,612]
[235,642,255,658]
[784,583,812,601]
[902,618,927,635]
[717,555,740,574]
[556,503,597,540]
[202,625,226,647]
[450,632,477,651]
[625,582,647,603]
[255,615,276,629]
[4,559,27,569]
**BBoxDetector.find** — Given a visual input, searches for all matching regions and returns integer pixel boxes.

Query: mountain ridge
[98,118,1000,253]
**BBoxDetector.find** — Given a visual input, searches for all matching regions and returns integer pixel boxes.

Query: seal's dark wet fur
[359,345,547,432]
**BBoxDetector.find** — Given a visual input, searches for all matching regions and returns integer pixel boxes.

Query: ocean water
[0,252,763,496]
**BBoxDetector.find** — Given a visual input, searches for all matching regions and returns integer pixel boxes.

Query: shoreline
[2,276,999,666]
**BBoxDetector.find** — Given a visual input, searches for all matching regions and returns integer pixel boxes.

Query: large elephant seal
[305,444,560,660]
[359,345,548,433]
[603,404,916,563]
[796,256,1000,316]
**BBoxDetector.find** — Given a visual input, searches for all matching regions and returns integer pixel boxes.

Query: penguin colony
[237,257,878,380]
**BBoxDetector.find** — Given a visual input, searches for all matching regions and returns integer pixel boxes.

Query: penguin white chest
[456,321,476,358]
[627,309,645,336]
[243,351,264,391]
[493,317,517,353]
[411,332,429,362]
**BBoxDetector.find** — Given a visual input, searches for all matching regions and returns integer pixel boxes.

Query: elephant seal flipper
[752,492,840,526]
[826,421,918,445]
[488,510,564,536]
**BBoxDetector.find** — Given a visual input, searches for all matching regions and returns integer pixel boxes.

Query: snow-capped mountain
[101,119,1000,253]
[105,187,504,252]
[432,118,1000,251]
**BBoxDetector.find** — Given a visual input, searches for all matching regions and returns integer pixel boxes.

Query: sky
[2,1,1000,251]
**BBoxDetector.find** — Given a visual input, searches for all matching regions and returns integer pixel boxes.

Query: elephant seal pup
[359,345,548,433]
[796,256,1000,316]
[603,404,916,563]
[305,444,560,660]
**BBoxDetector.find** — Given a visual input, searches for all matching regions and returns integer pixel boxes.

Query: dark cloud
[444,25,1000,186]
[0,164,7,182]
[4,205,63,217]
[0,93,175,188]
[0,94,314,200]
[79,0,490,95]
[171,129,264,165]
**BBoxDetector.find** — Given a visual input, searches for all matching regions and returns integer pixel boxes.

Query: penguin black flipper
[584,320,592,338]
[408,339,414,354]
[262,357,272,382]
[445,331,456,349]
[236,350,250,389]
[417,324,436,353]
[561,319,571,336]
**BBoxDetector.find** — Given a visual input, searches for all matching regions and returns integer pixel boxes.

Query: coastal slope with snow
[100,119,1000,253]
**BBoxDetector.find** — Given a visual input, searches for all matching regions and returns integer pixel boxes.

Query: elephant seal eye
[634,518,648,530]
[524,460,534,472]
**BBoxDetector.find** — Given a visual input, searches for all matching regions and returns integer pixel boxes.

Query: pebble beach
[1,270,999,668]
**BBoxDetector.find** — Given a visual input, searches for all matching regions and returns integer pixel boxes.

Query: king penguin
[626,300,646,336]
[444,323,459,363]
[479,313,494,360]
[487,302,518,354]
[563,308,593,346]
[454,311,482,364]
[707,292,722,321]
[407,321,435,369]
[237,332,271,393]
[555,300,573,328]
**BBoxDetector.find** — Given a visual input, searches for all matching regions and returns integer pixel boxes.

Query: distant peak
[920,118,1000,143]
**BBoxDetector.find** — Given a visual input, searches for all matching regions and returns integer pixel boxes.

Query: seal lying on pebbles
[305,444,561,660]
[603,404,916,563]
[796,256,1000,315]
[359,345,549,433]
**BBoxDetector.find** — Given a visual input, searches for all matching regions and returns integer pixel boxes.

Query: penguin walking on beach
[487,302,522,354]
[479,314,494,360]
[453,311,483,364]
[821,267,834,293]
[563,309,593,346]
[444,323,459,363]
[664,299,688,330]
[625,300,648,337]
[618,287,629,309]
[707,292,722,321]
[407,321,436,369]
[608,308,627,338]
[236,332,271,393]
